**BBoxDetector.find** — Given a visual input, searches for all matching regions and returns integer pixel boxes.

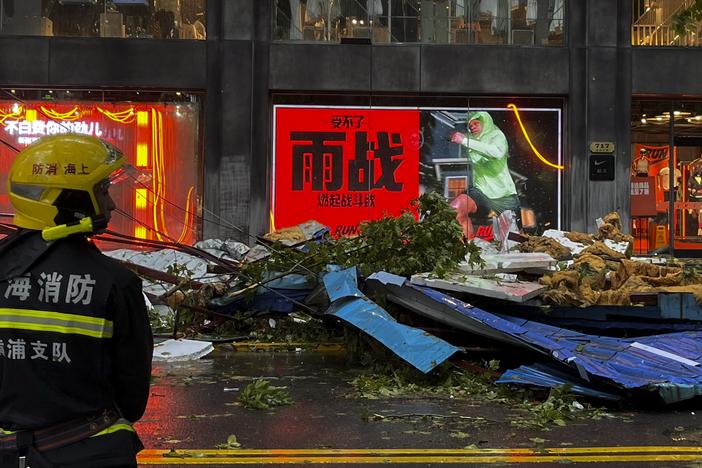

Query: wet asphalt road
[135,347,702,467]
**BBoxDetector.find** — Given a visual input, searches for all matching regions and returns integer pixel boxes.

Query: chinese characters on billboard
[273,105,562,240]
[0,100,201,244]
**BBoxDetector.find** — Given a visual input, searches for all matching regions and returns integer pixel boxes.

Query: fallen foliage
[243,192,481,282]
[238,379,293,410]
[349,362,610,429]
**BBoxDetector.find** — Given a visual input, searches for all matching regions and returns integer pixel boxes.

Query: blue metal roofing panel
[323,266,364,302]
[497,364,622,401]
[412,285,702,403]
[323,269,459,374]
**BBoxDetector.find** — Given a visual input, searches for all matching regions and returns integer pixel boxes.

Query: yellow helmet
[7,134,126,231]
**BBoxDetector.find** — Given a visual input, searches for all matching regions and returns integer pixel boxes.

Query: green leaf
[215,434,242,449]
[238,379,293,410]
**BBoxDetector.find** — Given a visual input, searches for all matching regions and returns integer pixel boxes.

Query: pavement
[135,346,702,467]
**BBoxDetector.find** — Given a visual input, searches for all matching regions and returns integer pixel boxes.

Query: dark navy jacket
[0,231,152,430]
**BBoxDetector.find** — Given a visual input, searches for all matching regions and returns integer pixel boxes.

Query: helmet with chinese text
[7,134,126,231]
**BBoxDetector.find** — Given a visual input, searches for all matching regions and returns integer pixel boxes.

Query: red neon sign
[0,101,200,244]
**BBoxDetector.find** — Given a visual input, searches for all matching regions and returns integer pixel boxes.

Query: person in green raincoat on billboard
[450,111,521,233]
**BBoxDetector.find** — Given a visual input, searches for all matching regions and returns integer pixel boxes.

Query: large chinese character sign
[274,107,420,237]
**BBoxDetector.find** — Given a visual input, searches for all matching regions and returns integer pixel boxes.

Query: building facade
[0,0,700,255]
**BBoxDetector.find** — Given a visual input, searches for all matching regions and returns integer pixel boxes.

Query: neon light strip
[157,111,168,240]
[137,111,149,126]
[136,143,148,167]
[151,109,163,241]
[0,106,23,126]
[147,109,194,244]
[507,103,564,170]
[557,108,562,230]
[271,106,279,233]
[97,107,135,124]
[40,106,80,121]
[176,186,195,244]
[273,105,564,112]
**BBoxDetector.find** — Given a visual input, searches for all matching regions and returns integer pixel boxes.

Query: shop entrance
[631,99,702,257]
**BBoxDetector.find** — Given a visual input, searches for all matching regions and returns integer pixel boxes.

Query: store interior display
[630,143,702,254]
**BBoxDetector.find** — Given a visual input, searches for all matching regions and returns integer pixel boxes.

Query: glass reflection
[273,0,565,45]
[0,0,206,39]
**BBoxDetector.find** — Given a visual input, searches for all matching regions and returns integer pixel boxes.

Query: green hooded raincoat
[461,111,517,200]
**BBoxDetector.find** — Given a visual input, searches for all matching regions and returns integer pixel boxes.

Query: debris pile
[106,197,702,405]
[529,213,702,308]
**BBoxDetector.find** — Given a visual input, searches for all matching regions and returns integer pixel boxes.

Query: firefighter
[0,134,153,467]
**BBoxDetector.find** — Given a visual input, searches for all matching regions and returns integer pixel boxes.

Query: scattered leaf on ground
[215,434,242,449]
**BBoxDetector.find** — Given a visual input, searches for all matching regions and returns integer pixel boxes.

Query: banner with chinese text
[274,107,421,237]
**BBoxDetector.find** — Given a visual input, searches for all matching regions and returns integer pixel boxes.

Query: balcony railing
[632,0,700,46]
[273,0,565,46]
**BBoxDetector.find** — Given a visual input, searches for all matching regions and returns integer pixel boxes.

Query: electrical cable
[0,88,313,272]
[0,89,325,313]
[0,136,20,153]
[110,208,320,315]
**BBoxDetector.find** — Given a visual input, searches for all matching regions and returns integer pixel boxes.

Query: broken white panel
[458,252,557,275]
[367,271,406,286]
[603,239,631,255]
[194,238,250,261]
[105,249,211,280]
[243,244,272,263]
[631,256,667,265]
[494,273,518,283]
[470,237,499,254]
[542,229,585,255]
[542,229,630,256]
[630,342,700,367]
[411,273,546,303]
[105,248,230,296]
[153,339,214,362]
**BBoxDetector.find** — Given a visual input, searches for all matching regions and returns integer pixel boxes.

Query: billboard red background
[273,107,420,236]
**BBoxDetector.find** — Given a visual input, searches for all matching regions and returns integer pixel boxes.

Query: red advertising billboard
[274,107,421,237]
[273,104,563,239]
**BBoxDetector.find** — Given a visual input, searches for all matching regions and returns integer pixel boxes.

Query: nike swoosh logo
[594,160,608,166]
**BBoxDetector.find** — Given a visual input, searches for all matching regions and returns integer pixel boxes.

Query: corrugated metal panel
[323,268,459,374]
[410,284,702,403]
[498,363,622,401]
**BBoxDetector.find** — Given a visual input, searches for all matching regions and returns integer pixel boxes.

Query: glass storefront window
[0,89,203,245]
[632,0,700,47]
[0,1,206,39]
[273,0,565,45]
[631,99,702,256]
